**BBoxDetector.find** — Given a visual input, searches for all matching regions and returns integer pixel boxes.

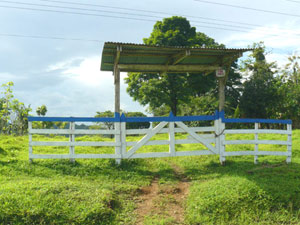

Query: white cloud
[62,56,112,87]
[20,56,146,117]
[223,21,300,50]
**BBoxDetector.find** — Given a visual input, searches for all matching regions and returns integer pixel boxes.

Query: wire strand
[194,0,300,18]
[0,33,104,42]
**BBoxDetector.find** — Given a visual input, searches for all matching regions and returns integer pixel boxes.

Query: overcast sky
[0,0,299,117]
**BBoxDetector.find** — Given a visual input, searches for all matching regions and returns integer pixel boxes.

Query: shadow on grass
[0,147,7,155]
[1,157,183,186]
[184,158,300,210]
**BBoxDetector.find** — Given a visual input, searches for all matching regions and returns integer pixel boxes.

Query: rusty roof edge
[104,41,254,51]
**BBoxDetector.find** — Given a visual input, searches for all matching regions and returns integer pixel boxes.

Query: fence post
[287,124,292,164]
[254,123,259,164]
[121,122,126,160]
[169,122,175,156]
[28,122,33,163]
[115,121,121,165]
[69,122,75,163]
[215,111,225,165]
[214,117,220,156]
[219,118,226,165]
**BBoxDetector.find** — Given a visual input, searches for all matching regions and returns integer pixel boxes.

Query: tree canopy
[126,16,225,116]
[239,42,281,119]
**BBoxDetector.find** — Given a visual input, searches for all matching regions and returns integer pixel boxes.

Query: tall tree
[239,42,281,118]
[279,54,300,127]
[125,16,224,116]
[36,105,47,116]
[0,82,31,135]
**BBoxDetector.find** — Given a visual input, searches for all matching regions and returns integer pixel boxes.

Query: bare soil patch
[135,164,190,224]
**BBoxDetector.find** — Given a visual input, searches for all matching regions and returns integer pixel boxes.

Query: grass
[0,130,300,224]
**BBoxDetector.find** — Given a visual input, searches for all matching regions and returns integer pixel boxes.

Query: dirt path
[135,164,190,225]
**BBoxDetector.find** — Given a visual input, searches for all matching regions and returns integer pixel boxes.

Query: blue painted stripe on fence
[222,118,292,124]
[28,110,292,124]
[28,117,119,122]
[28,114,216,122]
[124,115,215,122]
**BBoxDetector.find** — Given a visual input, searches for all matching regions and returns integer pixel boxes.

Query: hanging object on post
[216,68,226,78]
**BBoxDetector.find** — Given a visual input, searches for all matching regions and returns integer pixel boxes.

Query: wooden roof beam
[117,64,220,73]
[171,50,191,65]
[113,45,122,75]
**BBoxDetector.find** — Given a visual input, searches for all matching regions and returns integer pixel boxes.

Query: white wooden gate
[28,111,292,164]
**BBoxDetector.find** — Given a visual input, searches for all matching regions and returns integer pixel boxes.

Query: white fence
[28,111,292,164]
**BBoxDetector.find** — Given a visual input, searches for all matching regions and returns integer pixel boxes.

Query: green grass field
[1,131,300,224]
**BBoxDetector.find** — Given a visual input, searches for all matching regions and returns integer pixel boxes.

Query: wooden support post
[28,122,33,163]
[115,122,121,164]
[254,123,259,164]
[114,45,121,114]
[114,68,120,114]
[218,77,226,112]
[287,124,292,164]
[169,122,175,156]
[69,122,75,163]
[114,46,122,164]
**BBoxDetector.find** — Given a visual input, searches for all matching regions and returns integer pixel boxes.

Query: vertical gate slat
[254,123,259,164]
[169,122,175,156]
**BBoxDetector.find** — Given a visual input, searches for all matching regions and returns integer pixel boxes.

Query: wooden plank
[224,151,290,157]
[74,154,121,159]
[126,138,216,146]
[29,129,119,135]
[186,134,215,139]
[125,128,152,135]
[29,154,121,159]
[125,122,168,158]
[176,121,217,154]
[117,64,220,72]
[130,152,171,158]
[28,122,33,163]
[184,127,215,132]
[175,150,214,156]
[175,138,215,144]
[254,123,258,164]
[224,129,292,134]
[169,122,175,156]
[121,122,126,158]
[172,50,190,65]
[214,118,220,160]
[219,119,226,164]
[69,122,75,163]
[115,122,121,164]
[223,140,291,145]
[31,141,120,147]
[257,151,290,156]
[126,140,169,146]
[224,151,256,156]
[287,124,292,163]
[125,126,215,135]
[30,154,71,159]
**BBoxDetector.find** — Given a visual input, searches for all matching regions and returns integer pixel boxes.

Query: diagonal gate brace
[125,121,168,158]
[176,121,217,154]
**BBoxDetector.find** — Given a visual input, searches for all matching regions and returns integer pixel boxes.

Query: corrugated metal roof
[100,42,252,73]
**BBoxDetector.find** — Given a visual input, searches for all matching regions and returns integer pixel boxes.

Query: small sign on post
[216,68,226,78]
